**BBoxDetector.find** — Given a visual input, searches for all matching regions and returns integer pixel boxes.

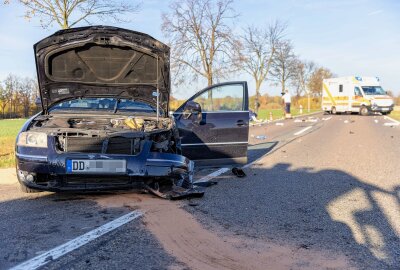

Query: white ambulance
[322,76,394,115]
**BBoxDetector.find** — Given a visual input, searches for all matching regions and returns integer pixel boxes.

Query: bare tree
[162,0,241,87]
[8,0,141,29]
[269,40,297,95]
[307,67,333,98]
[0,84,11,119]
[19,78,37,118]
[291,59,316,97]
[4,74,20,118]
[241,21,286,113]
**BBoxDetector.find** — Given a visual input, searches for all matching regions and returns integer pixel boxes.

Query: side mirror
[183,101,202,122]
[35,97,41,106]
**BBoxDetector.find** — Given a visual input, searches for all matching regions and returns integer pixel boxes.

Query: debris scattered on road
[144,182,205,200]
[188,202,199,207]
[344,120,349,124]
[232,167,246,178]
[294,119,303,123]
[322,117,332,121]
[256,135,267,140]
[250,134,255,138]
[299,244,311,250]
[276,122,284,126]
[306,117,318,122]
[349,131,354,134]
[374,120,379,123]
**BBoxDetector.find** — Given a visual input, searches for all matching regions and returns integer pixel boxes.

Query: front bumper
[370,105,394,112]
[16,141,194,191]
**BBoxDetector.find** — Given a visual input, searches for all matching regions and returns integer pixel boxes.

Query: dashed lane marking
[293,126,313,136]
[10,211,143,270]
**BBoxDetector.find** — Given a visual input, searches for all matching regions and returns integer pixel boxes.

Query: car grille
[64,136,139,155]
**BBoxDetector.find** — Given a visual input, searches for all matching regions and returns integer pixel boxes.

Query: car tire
[381,112,389,115]
[19,182,41,193]
[360,106,369,116]
[331,107,337,114]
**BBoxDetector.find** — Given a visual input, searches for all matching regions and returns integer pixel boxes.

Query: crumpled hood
[34,26,170,114]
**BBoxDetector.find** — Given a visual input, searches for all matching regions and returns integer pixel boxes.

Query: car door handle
[236,120,246,126]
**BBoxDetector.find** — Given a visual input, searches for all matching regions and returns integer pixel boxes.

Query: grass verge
[257,108,321,120]
[0,119,26,168]
[389,110,400,121]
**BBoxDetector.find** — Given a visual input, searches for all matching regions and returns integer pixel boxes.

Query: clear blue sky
[0,0,399,99]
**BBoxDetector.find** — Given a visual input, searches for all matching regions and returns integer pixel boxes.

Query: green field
[0,119,26,168]
[257,108,321,120]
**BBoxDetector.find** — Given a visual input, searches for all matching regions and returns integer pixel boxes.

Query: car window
[354,87,362,97]
[193,84,244,112]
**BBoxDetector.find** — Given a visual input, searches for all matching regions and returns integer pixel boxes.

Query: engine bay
[29,114,178,154]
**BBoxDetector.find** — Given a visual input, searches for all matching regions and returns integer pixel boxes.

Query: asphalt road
[0,113,399,269]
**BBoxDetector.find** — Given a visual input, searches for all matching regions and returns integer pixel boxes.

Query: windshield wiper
[113,98,121,113]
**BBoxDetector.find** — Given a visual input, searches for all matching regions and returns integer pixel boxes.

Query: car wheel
[360,106,369,116]
[331,107,337,114]
[381,112,389,115]
[19,182,41,193]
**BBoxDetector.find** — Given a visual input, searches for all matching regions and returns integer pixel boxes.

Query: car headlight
[17,132,48,148]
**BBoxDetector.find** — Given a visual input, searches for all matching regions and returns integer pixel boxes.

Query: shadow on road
[0,162,399,269]
[185,163,400,269]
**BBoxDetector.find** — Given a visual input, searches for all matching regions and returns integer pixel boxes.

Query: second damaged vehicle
[16,26,249,198]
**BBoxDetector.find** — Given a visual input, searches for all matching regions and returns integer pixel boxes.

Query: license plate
[382,108,389,111]
[66,160,126,174]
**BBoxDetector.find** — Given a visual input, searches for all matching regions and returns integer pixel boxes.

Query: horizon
[0,0,399,99]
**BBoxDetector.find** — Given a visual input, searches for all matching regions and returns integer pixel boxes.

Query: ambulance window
[339,85,343,93]
[354,87,362,97]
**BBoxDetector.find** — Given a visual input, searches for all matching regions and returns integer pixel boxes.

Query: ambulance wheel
[360,106,369,116]
[331,107,337,114]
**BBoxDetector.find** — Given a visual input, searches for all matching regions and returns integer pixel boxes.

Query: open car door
[173,81,249,166]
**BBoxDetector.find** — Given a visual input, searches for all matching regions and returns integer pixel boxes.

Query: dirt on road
[93,192,353,270]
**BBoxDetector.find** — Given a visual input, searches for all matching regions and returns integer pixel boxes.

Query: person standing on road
[282,90,292,119]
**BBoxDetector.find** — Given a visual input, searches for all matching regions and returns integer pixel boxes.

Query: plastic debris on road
[256,135,267,140]
[276,122,284,126]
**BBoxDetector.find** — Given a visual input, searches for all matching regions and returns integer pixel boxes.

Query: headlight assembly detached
[17,132,48,148]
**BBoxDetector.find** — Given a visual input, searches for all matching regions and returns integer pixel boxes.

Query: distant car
[15,26,249,197]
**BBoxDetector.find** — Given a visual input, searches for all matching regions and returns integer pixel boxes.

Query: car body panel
[173,81,249,166]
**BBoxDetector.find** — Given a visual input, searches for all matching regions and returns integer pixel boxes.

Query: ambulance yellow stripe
[323,83,336,106]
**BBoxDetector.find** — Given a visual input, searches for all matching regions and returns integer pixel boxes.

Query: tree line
[0,75,39,119]
[2,0,398,118]
[162,0,334,113]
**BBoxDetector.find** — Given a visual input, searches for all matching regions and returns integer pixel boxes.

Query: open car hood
[34,26,170,115]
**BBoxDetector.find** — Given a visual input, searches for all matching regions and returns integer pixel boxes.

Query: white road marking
[322,117,332,121]
[384,116,400,124]
[194,167,230,184]
[383,122,399,127]
[293,126,313,136]
[10,211,143,270]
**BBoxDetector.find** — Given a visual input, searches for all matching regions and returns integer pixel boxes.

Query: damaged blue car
[15,26,249,198]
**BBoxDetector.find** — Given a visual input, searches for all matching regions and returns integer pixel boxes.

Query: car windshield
[49,98,159,115]
[361,86,386,96]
